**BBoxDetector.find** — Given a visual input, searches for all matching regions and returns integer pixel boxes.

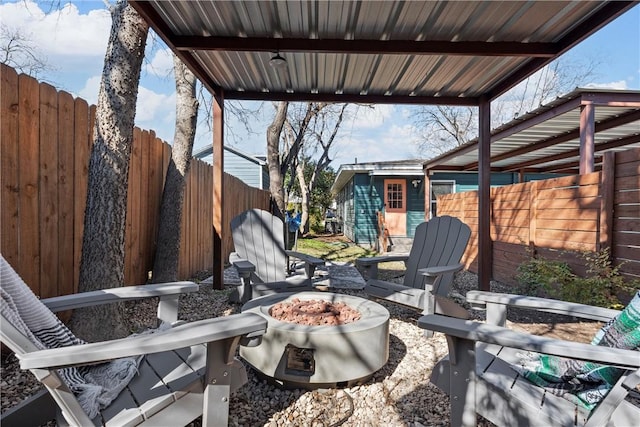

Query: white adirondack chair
[357,216,471,323]
[419,292,640,427]
[229,209,325,303]
[0,256,267,427]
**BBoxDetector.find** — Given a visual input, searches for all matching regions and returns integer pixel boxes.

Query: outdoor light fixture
[269,53,287,68]
[412,179,422,188]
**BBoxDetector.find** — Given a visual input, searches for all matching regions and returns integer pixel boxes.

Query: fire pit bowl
[240,292,390,389]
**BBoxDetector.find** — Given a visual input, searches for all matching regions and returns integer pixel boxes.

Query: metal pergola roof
[131,1,635,105]
[129,0,638,290]
[424,89,640,174]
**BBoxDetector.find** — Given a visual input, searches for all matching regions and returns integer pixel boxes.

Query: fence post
[599,151,615,252]
[529,180,538,249]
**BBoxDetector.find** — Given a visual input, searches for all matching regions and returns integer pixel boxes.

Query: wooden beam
[579,103,595,174]
[212,90,224,290]
[478,97,492,291]
[172,36,558,57]
[424,170,431,220]
[599,151,615,251]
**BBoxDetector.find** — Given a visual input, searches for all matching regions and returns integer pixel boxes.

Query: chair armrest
[285,250,325,266]
[417,314,640,369]
[18,313,268,370]
[356,254,410,267]
[231,259,256,278]
[418,263,464,277]
[466,291,619,322]
[41,282,199,312]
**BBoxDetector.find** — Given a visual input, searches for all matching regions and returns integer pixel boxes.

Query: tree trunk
[295,160,310,234]
[151,55,198,283]
[70,0,148,342]
[267,101,288,214]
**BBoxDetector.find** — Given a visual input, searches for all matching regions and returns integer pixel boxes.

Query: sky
[1,1,639,168]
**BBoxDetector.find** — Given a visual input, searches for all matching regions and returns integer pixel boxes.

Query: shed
[194,145,269,190]
[331,162,563,249]
[331,160,425,248]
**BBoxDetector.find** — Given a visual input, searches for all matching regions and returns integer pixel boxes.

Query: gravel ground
[1,269,602,426]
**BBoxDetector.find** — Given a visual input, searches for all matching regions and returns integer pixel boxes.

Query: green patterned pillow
[515,291,640,410]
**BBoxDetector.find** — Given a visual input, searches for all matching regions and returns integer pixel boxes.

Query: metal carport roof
[130,1,635,105]
[423,89,640,174]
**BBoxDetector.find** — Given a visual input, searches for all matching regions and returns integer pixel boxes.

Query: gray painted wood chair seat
[229,209,325,303]
[357,216,471,323]
[419,292,640,427]
[0,258,267,427]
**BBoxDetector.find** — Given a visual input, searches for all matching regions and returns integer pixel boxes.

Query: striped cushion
[515,292,640,410]
[0,255,139,419]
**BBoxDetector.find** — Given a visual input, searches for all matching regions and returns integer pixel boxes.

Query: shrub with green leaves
[516,247,640,309]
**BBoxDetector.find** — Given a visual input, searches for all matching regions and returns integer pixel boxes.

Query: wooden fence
[437,147,640,285]
[1,64,270,298]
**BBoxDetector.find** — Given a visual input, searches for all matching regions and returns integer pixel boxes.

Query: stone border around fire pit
[240,292,390,389]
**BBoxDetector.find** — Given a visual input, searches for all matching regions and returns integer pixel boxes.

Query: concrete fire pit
[240,292,390,389]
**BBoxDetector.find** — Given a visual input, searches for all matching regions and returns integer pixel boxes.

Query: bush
[516,247,640,309]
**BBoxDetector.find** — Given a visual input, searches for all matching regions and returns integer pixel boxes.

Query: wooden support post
[579,103,595,174]
[478,97,492,291]
[212,91,224,289]
[424,169,431,220]
[529,181,538,249]
[599,151,615,252]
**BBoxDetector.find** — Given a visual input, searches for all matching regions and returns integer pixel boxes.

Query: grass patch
[296,235,377,263]
[296,235,406,282]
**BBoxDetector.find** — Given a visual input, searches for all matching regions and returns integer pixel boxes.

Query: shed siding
[354,174,381,246]
[406,182,426,237]
[351,174,425,244]
[224,150,262,188]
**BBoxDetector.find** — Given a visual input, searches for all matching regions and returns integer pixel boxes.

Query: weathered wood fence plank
[1,64,20,269]
[438,147,640,285]
[1,65,270,298]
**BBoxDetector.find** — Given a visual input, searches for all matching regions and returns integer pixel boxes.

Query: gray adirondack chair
[0,256,267,427]
[419,292,640,427]
[229,209,325,303]
[357,216,471,320]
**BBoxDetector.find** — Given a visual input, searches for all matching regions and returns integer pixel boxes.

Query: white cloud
[349,104,394,129]
[77,75,101,104]
[1,1,110,58]
[144,48,174,78]
[136,85,175,123]
[583,80,629,90]
[331,122,420,166]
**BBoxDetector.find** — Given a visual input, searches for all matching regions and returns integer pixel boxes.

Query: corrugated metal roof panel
[135,1,633,102]
[422,89,640,172]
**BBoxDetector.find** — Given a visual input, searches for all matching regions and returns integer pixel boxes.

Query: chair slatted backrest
[403,216,471,291]
[231,209,288,283]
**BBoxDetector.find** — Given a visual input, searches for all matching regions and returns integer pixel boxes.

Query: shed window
[430,181,455,218]
[385,179,405,213]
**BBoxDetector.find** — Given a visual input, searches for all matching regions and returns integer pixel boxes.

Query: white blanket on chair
[0,255,139,420]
